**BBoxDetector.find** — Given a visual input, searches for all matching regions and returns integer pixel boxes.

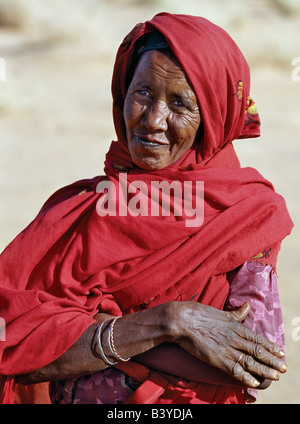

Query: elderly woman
[0,13,293,404]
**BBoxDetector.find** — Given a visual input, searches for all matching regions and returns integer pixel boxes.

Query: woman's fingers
[229,322,287,373]
[223,328,287,386]
[243,342,287,374]
[230,361,261,388]
[177,302,287,387]
[220,349,285,388]
[214,351,261,388]
[236,353,282,380]
[225,302,250,323]
[225,302,285,366]
[226,304,285,359]
[239,327,286,363]
[225,306,286,365]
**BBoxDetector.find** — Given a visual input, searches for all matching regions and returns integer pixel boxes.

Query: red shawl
[0,13,293,404]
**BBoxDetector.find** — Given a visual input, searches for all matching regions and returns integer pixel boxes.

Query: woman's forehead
[131,50,192,89]
[136,50,182,72]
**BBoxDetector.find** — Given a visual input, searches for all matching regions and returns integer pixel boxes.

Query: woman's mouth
[135,136,168,149]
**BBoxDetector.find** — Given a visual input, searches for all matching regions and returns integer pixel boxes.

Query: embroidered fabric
[50,261,284,404]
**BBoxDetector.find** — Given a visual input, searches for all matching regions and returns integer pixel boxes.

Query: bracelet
[107,317,131,362]
[96,321,118,366]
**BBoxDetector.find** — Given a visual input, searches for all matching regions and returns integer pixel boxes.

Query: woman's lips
[135,136,168,148]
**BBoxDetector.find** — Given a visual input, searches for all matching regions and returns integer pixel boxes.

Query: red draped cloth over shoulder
[0,13,293,404]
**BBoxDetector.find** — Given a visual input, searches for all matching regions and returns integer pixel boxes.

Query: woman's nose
[142,101,169,132]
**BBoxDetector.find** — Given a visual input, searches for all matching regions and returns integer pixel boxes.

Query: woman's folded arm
[16,300,286,389]
[133,342,244,386]
[16,304,177,384]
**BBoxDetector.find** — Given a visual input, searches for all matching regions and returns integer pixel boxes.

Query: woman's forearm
[17,310,237,387]
[16,303,177,385]
[134,343,243,386]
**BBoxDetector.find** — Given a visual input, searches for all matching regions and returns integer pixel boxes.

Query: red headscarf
[0,13,293,404]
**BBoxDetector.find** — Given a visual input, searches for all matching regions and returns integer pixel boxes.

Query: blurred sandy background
[0,0,299,404]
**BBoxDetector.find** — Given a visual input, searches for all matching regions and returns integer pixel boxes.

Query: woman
[0,13,293,404]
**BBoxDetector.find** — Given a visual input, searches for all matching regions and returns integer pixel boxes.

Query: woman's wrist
[164,301,198,343]
[161,301,188,343]
[96,302,182,365]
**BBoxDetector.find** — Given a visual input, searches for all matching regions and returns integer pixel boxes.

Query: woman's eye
[172,99,187,109]
[136,89,150,97]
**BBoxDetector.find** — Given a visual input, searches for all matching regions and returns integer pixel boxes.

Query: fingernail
[273,370,280,380]
[252,379,260,387]
[281,363,287,372]
[279,350,285,358]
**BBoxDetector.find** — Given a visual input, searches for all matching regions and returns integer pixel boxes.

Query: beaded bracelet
[107,317,131,362]
[96,321,118,366]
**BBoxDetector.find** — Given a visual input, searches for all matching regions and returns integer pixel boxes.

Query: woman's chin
[134,160,165,171]
[131,155,168,171]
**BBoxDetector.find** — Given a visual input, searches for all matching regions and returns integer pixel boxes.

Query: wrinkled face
[123,50,201,170]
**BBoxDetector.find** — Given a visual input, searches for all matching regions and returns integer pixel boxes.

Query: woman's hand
[172,301,287,388]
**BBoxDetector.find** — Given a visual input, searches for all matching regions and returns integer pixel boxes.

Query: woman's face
[124,50,201,170]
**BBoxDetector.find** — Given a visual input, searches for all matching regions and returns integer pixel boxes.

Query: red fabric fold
[0,376,15,404]
[0,13,293,404]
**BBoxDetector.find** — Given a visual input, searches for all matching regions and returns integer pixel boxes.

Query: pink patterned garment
[49,261,284,404]
[225,261,285,402]
[49,366,141,404]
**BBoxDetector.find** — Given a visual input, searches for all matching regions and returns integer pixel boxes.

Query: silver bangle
[107,317,131,362]
[96,321,118,366]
